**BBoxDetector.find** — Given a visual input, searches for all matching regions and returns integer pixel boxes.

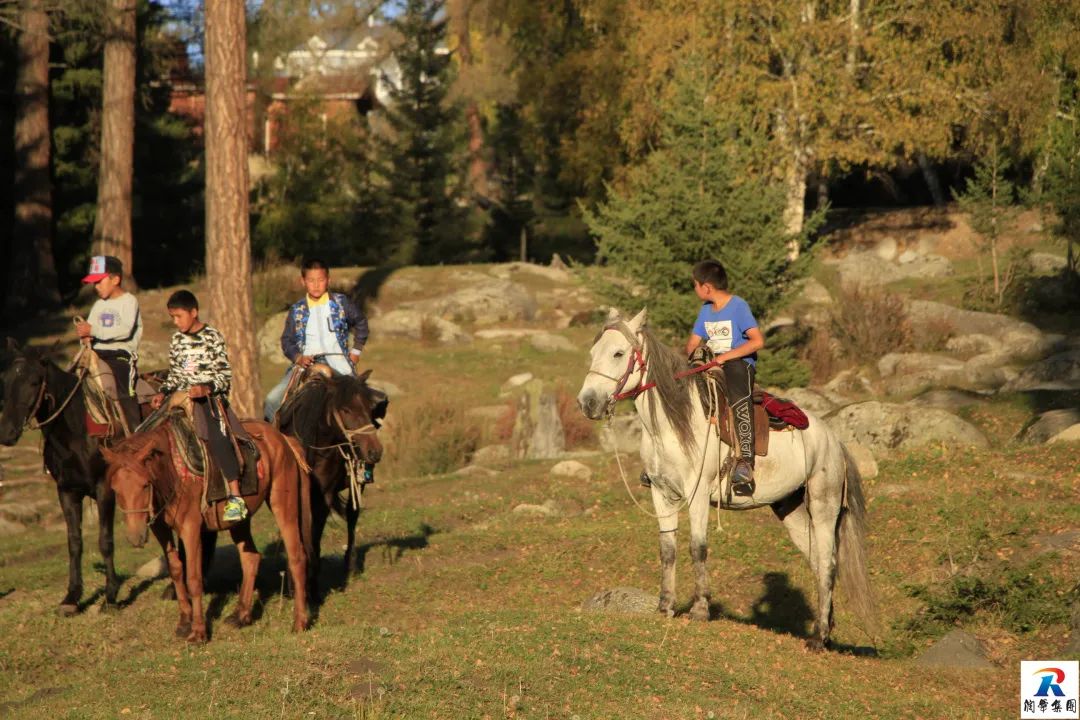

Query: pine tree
[584,57,813,336]
[378,0,467,265]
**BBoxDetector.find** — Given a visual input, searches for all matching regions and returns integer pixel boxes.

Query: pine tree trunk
[455,13,489,201]
[204,0,260,417]
[93,0,137,286]
[917,151,946,207]
[7,0,59,316]
[783,148,809,257]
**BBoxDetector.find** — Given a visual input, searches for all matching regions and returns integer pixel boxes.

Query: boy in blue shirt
[685,259,765,496]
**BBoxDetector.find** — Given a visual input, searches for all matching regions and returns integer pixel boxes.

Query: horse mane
[640,325,706,454]
[280,374,378,446]
[107,422,178,494]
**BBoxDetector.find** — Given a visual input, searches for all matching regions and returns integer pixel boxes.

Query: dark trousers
[193,397,240,484]
[721,360,756,466]
[97,349,142,433]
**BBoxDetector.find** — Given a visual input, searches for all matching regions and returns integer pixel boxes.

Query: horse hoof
[175,623,191,638]
[292,620,308,634]
[99,601,119,614]
[689,605,710,622]
[805,637,829,653]
[160,585,177,601]
[224,612,252,629]
[185,631,208,644]
[57,603,78,617]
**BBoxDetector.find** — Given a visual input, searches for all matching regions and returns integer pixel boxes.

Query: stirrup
[731,460,755,497]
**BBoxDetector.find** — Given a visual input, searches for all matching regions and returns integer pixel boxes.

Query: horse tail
[284,435,315,564]
[837,443,878,635]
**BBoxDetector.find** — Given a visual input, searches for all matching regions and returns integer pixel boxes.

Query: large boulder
[489,261,573,284]
[258,311,290,365]
[914,629,993,669]
[510,379,565,459]
[824,250,954,286]
[406,280,537,325]
[1016,408,1080,444]
[368,310,471,345]
[773,387,835,417]
[581,587,657,614]
[529,332,575,353]
[1004,350,1080,391]
[906,300,1050,361]
[1049,424,1080,444]
[826,401,988,454]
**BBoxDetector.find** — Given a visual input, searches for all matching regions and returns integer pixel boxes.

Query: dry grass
[829,284,913,365]
[380,398,481,477]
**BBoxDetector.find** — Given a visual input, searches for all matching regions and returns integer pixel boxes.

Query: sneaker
[362,463,375,484]
[731,461,755,497]
[223,495,248,522]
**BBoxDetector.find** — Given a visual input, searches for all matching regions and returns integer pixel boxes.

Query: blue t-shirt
[692,296,759,366]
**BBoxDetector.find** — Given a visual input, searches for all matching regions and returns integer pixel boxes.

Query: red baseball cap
[82,255,123,283]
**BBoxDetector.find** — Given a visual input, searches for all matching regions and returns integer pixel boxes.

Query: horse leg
[687,490,711,621]
[57,488,84,615]
[652,486,679,617]
[308,494,330,600]
[343,499,360,581]
[806,482,843,652]
[226,521,260,628]
[179,525,208,643]
[269,484,309,633]
[95,481,119,608]
[153,521,192,637]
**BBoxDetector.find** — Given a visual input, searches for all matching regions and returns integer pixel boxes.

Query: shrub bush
[381,399,481,477]
[829,284,912,366]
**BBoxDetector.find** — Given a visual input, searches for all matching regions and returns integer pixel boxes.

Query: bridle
[586,321,649,415]
[8,357,86,431]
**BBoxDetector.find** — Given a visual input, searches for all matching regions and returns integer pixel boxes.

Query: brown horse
[102,416,313,642]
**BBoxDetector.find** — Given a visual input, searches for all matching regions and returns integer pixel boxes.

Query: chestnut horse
[102,416,313,642]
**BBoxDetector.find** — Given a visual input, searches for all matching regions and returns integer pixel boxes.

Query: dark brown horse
[275,370,385,600]
[0,341,121,613]
[102,415,314,641]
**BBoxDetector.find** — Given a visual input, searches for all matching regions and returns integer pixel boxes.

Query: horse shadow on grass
[688,571,878,657]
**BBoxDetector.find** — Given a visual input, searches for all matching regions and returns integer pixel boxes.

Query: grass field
[1,257,1077,719]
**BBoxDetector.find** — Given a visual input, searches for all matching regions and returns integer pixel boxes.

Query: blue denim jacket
[280,292,369,362]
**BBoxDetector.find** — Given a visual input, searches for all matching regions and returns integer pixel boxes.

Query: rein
[22,362,88,431]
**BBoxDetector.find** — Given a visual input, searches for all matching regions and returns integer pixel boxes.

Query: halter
[10,357,87,431]
[586,321,648,415]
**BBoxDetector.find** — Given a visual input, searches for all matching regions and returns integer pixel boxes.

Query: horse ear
[100,446,118,465]
[627,308,648,331]
[355,368,372,383]
[604,307,621,323]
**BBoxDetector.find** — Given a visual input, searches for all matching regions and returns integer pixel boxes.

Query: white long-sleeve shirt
[88,292,142,355]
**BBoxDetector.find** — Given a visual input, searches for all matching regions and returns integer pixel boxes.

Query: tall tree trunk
[456,7,489,201]
[916,151,946,207]
[846,0,860,76]
[204,0,260,417]
[7,0,59,317]
[93,0,138,286]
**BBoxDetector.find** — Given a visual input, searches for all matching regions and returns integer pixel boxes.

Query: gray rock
[1016,409,1080,444]
[825,401,988,454]
[1029,252,1068,275]
[489,261,572,284]
[822,368,877,403]
[368,310,471,345]
[258,311,291,365]
[945,333,1001,356]
[510,380,565,459]
[774,388,834,417]
[845,442,878,479]
[1049,424,1080,444]
[412,280,536,325]
[512,499,561,517]
[474,328,540,340]
[1005,350,1080,391]
[906,300,1049,361]
[500,372,534,394]
[465,404,510,422]
[581,587,658,614]
[550,460,591,480]
[874,237,899,261]
[915,630,993,668]
[383,275,423,295]
[598,415,641,455]
[825,251,953,286]
[135,556,168,580]
[897,249,919,264]
[798,278,833,305]
[529,332,575,353]
[908,389,989,413]
[0,500,51,525]
[471,445,510,465]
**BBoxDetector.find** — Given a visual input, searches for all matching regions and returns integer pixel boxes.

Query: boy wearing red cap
[76,255,142,433]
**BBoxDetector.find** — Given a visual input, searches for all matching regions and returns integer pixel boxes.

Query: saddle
[707,381,810,458]
[80,350,158,439]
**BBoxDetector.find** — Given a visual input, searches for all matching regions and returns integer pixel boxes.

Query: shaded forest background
[2,0,1080,326]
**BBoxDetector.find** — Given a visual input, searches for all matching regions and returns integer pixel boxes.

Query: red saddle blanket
[759,391,810,430]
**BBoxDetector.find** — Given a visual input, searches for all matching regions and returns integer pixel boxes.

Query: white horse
[577,309,874,650]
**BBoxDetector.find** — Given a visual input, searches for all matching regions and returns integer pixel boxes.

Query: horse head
[577,308,648,420]
[328,369,385,464]
[101,436,163,548]
[0,339,47,446]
